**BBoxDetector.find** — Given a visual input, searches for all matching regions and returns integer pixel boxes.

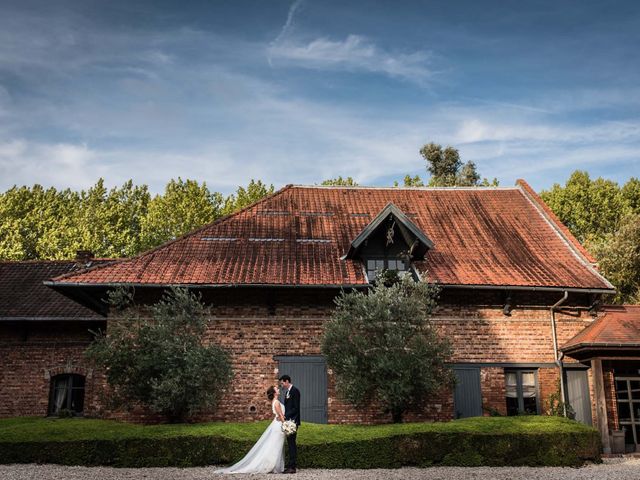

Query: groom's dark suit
[284,385,301,470]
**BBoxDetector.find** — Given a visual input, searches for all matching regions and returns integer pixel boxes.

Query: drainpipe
[550,290,569,416]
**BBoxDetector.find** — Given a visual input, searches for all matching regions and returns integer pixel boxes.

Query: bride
[216,385,286,474]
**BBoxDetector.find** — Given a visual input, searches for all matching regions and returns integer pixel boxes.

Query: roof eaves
[0,316,104,322]
[441,283,616,294]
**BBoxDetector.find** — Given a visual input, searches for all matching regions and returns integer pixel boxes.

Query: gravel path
[1,459,639,480]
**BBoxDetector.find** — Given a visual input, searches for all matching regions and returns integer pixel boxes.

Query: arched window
[48,374,85,416]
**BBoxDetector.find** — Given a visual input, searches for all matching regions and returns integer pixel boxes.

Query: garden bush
[0,416,600,468]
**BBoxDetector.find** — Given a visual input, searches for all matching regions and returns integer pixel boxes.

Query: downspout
[550,290,569,416]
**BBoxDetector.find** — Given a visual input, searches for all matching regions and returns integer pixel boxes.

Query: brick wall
[0,321,103,418]
[0,288,600,424]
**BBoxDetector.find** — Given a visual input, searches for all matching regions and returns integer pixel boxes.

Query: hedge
[0,416,600,468]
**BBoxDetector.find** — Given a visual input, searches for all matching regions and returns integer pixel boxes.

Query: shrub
[0,416,600,468]
[86,287,233,422]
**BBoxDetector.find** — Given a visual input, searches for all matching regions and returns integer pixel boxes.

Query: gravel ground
[1,459,639,480]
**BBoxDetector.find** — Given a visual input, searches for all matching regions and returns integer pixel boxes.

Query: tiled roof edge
[49,185,296,284]
[516,179,596,263]
[516,179,614,290]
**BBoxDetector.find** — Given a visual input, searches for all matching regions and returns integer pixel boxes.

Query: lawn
[0,416,600,468]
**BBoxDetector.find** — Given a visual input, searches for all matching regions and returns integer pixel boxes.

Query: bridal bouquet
[281,419,297,436]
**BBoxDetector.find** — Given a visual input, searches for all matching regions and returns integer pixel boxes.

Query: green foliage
[222,179,274,215]
[86,287,233,422]
[589,213,640,303]
[140,178,223,250]
[418,142,497,187]
[420,143,461,186]
[322,274,454,423]
[0,178,275,260]
[541,172,640,303]
[540,171,640,244]
[0,416,600,467]
[545,381,576,420]
[393,175,424,187]
[321,176,359,186]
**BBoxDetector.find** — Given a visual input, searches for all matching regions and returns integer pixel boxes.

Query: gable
[344,202,433,261]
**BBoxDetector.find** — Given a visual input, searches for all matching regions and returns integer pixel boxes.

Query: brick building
[1,180,637,452]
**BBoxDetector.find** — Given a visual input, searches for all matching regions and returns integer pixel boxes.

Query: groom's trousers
[287,432,297,468]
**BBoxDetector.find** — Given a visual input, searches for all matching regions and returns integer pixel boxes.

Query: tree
[458,161,481,186]
[321,273,454,423]
[75,180,151,258]
[420,143,461,186]
[86,287,233,422]
[588,213,640,304]
[140,178,223,251]
[222,179,275,215]
[541,171,640,244]
[418,143,496,187]
[320,176,359,186]
[393,175,424,187]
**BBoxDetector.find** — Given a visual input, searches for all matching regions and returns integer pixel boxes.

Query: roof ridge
[50,185,296,283]
[293,185,518,191]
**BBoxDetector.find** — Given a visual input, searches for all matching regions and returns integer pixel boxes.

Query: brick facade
[0,287,603,425]
[0,321,103,418]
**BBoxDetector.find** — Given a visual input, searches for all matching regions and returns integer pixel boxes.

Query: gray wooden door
[453,367,483,418]
[277,356,328,424]
[566,369,592,425]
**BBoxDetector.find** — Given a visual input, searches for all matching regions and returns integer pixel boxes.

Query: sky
[0,0,638,194]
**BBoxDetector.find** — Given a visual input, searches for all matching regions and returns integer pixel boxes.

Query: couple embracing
[216,375,301,475]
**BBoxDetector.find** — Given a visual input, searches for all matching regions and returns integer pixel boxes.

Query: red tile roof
[0,260,111,320]
[49,181,614,291]
[561,305,640,352]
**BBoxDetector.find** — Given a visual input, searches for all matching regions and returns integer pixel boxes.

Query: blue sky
[0,0,638,194]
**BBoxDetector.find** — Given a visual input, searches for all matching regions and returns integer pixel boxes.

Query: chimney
[75,250,94,264]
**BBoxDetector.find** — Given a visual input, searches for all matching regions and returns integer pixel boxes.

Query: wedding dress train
[215,400,285,474]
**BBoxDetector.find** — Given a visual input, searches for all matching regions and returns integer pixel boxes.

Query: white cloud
[0,141,105,189]
[268,34,432,84]
[272,0,305,45]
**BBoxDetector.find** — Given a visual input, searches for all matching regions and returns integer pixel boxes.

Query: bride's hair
[266,386,276,401]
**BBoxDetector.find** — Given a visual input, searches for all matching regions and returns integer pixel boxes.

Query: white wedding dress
[215,400,286,474]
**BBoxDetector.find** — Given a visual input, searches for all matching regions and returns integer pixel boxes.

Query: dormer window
[365,258,408,281]
[344,202,434,284]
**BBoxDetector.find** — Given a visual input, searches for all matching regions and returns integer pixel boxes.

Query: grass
[0,415,594,443]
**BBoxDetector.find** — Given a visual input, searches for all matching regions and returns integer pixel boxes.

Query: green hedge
[0,416,600,468]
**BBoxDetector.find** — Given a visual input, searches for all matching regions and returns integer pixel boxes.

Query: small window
[505,370,538,415]
[48,374,85,416]
[365,258,408,281]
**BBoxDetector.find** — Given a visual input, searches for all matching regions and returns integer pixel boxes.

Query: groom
[279,374,300,474]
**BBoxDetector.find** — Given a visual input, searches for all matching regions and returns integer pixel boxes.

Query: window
[48,374,85,416]
[365,258,408,281]
[505,370,538,415]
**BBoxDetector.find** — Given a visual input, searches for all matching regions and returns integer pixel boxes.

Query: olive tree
[87,287,233,422]
[321,273,454,423]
